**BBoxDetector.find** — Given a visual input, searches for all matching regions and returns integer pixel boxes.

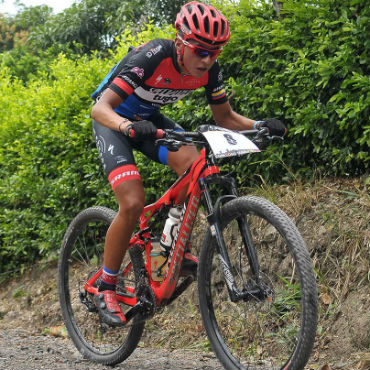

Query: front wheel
[198,196,318,370]
[58,206,145,366]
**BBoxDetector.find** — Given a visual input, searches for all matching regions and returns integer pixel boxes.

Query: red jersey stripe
[112,77,134,96]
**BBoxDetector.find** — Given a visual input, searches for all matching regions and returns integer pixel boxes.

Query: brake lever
[155,139,181,152]
[252,129,284,149]
[255,127,269,140]
[267,135,284,142]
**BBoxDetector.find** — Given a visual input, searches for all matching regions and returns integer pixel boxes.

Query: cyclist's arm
[91,89,133,133]
[209,101,257,131]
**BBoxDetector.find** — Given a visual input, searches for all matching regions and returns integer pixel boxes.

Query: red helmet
[175,1,230,48]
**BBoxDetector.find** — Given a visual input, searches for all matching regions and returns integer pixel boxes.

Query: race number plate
[201,126,260,158]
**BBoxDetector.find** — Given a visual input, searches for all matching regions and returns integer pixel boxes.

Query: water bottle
[150,238,167,282]
[160,206,182,249]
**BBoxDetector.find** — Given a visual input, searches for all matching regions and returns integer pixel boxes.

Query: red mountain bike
[58,125,318,370]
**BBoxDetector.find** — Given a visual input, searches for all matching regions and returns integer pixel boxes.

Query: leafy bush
[219,0,370,180]
[0,0,369,274]
[0,24,176,274]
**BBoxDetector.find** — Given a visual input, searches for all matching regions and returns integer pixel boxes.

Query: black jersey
[92,39,228,120]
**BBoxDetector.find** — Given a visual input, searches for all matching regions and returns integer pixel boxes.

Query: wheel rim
[205,212,307,369]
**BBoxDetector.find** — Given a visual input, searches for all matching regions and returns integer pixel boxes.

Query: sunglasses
[181,38,223,60]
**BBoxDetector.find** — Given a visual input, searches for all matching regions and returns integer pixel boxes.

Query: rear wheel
[58,206,145,366]
[198,196,318,370]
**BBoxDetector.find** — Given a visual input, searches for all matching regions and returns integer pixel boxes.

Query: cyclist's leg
[93,119,145,326]
[137,112,199,199]
[166,144,199,275]
[167,146,199,176]
[104,179,145,271]
[134,113,199,275]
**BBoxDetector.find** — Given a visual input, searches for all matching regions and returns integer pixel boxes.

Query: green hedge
[0,25,174,274]
[0,0,369,274]
[219,0,370,179]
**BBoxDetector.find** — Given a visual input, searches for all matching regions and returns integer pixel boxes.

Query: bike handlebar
[155,127,283,152]
[128,128,165,139]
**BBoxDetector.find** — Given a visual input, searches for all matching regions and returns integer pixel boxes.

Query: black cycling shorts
[92,112,183,189]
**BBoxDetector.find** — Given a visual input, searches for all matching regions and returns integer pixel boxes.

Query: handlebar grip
[128,129,135,139]
[128,129,164,139]
[156,129,164,139]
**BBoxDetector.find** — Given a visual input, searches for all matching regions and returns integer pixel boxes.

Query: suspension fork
[200,176,261,302]
[219,175,261,278]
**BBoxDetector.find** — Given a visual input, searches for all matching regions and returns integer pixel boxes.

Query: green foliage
[112,0,184,27]
[6,0,183,56]
[0,5,53,51]
[219,0,370,180]
[0,44,78,83]
[27,0,119,53]
[1,0,369,275]
[0,24,178,275]
[0,53,108,273]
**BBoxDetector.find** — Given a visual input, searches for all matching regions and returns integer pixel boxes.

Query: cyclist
[91,1,286,326]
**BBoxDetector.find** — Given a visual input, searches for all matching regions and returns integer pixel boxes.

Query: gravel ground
[0,328,223,370]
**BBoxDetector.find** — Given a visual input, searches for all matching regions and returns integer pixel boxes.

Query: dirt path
[0,261,369,370]
[0,328,223,370]
[1,178,369,370]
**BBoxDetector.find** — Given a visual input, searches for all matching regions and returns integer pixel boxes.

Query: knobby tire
[198,196,318,370]
[58,206,145,366]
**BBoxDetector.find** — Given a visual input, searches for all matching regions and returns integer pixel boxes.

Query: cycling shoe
[94,290,126,327]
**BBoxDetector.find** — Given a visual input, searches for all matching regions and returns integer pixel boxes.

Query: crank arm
[124,295,155,323]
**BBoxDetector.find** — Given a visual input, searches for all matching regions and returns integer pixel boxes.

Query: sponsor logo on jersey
[155,75,163,84]
[131,67,144,79]
[135,86,191,104]
[122,75,139,88]
[212,85,225,93]
[108,165,141,189]
[150,87,190,96]
[108,144,114,155]
[218,71,223,82]
[146,44,162,58]
[154,75,172,86]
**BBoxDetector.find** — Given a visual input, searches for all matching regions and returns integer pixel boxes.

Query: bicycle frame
[60,126,316,370]
[83,130,263,310]
[83,147,220,306]
[137,147,221,305]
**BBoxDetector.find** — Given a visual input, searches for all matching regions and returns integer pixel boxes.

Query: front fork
[200,176,261,303]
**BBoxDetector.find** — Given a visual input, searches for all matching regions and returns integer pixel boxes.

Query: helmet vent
[210,9,216,18]
[204,16,210,34]
[221,20,226,36]
[192,14,200,32]
[184,18,190,32]
[213,22,219,38]
[198,4,205,15]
